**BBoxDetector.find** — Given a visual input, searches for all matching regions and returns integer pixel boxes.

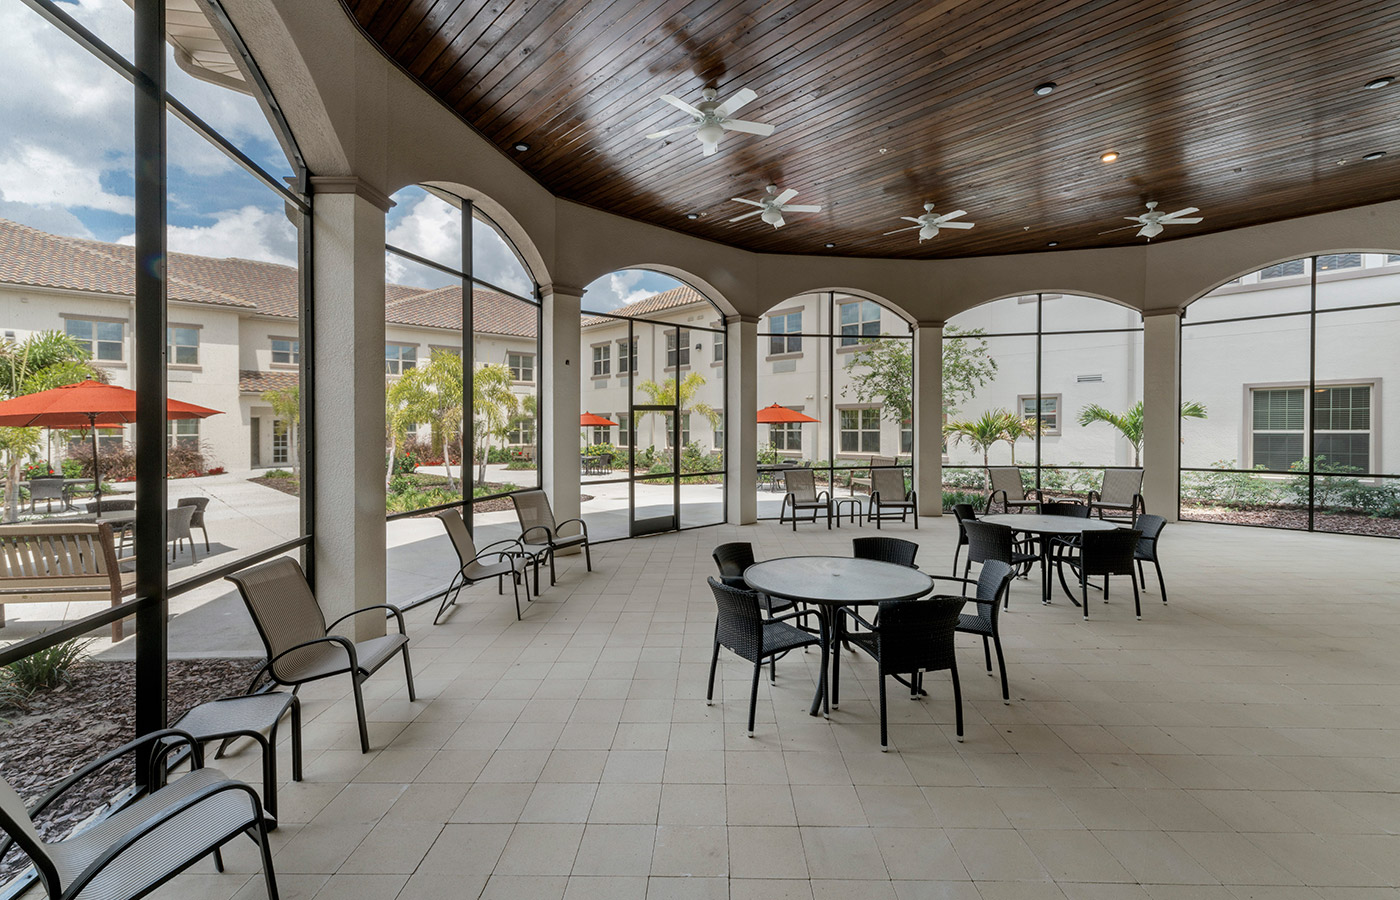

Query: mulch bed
[0,658,257,883]
[248,475,299,496]
[1181,504,1400,537]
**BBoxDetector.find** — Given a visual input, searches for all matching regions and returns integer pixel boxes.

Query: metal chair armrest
[26,729,204,823]
[556,517,589,538]
[477,538,525,557]
[816,490,831,504]
[328,604,409,636]
[838,606,879,632]
[520,525,554,544]
[262,634,360,681]
[767,608,818,627]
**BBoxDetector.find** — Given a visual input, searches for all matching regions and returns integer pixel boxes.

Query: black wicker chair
[852,536,918,569]
[834,594,966,749]
[1133,514,1169,604]
[1040,501,1089,518]
[712,542,794,615]
[1061,528,1143,620]
[951,503,978,576]
[705,578,820,736]
[948,560,1016,704]
[960,520,1037,607]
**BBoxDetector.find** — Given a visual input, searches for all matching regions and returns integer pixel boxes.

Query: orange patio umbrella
[756,402,819,424]
[0,380,222,505]
[579,412,617,427]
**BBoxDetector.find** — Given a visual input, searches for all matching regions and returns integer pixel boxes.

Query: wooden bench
[0,523,135,641]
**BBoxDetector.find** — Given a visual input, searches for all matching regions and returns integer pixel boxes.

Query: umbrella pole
[89,413,101,520]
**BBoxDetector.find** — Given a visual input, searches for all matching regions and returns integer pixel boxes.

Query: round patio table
[745,556,934,717]
[982,513,1121,605]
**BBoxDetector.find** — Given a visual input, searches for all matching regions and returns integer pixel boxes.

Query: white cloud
[385,192,534,296]
[119,205,297,266]
[583,269,666,311]
[0,145,134,216]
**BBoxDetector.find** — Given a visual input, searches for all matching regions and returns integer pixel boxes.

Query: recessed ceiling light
[686,213,700,219]
[513,142,530,152]
[824,243,835,249]
[1100,151,1119,163]
[878,148,889,155]
[1047,241,1059,247]
[1363,151,1387,161]
[1034,82,1057,96]
[1364,76,1394,90]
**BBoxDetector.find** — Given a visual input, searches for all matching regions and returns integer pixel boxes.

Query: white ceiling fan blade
[728,210,763,222]
[937,210,968,222]
[1098,224,1141,235]
[773,188,799,206]
[898,216,923,224]
[659,94,703,118]
[1123,216,1147,223]
[730,197,766,207]
[720,119,774,136]
[1160,207,1199,219]
[1163,216,1202,225]
[939,221,975,229]
[645,125,695,139]
[884,225,923,235]
[712,87,757,118]
[780,204,822,213]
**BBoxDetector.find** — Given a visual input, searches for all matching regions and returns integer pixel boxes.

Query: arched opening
[579,269,728,541]
[755,291,914,521]
[1180,253,1400,537]
[382,184,546,561]
[943,293,1144,508]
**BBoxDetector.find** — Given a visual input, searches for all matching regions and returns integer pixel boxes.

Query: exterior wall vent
[1077,374,1103,383]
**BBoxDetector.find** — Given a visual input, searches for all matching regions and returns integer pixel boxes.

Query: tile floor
[142,517,1400,900]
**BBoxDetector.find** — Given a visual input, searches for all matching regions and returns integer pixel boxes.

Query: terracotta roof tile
[239,369,299,393]
[581,284,712,327]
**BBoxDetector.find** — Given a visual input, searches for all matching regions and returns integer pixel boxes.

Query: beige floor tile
[451,782,534,823]
[659,782,727,825]
[945,827,1051,882]
[589,782,663,823]
[728,825,809,879]
[872,826,966,880]
[792,783,869,826]
[570,823,657,875]
[310,873,408,900]
[1092,830,1216,885]
[727,782,798,825]
[563,876,648,900]
[799,825,888,880]
[416,823,513,873]
[645,876,729,900]
[650,824,729,876]
[494,823,585,875]
[520,782,599,823]
[479,875,568,900]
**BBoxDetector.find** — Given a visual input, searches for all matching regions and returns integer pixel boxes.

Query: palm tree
[471,363,520,485]
[943,408,1020,468]
[1077,400,1207,466]
[387,351,473,492]
[635,372,720,445]
[1000,414,1041,464]
[261,386,301,478]
[0,332,104,522]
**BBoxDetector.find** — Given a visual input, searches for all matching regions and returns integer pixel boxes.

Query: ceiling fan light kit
[884,202,976,242]
[1098,201,1204,240]
[729,184,823,230]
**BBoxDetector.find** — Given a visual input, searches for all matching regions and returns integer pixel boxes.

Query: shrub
[757,444,782,467]
[167,442,211,479]
[206,466,226,476]
[60,458,84,479]
[263,469,294,479]
[680,442,721,474]
[21,461,55,479]
[67,442,210,480]
[942,489,983,511]
[1182,460,1282,507]
[942,468,987,490]
[584,443,616,458]
[7,638,91,693]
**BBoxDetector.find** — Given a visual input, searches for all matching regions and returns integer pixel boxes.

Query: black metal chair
[436,508,531,621]
[705,577,820,736]
[512,489,592,592]
[178,496,211,551]
[948,560,1016,704]
[852,536,918,569]
[868,467,918,529]
[834,594,966,749]
[950,503,977,576]
[0,729,280,900]
[1133,514,1169,604]
[1061,528,1143,620]
[779,469,832,531]
[711,542,794,616]
[960,520,1037,607]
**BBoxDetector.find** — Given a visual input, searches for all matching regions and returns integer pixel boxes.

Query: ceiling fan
[728,184,822,229]
[1100,201,1203,240]
[645,87,775,156]
[884,202,975,242]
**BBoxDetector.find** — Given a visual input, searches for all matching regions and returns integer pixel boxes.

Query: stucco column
[310,177,390,641]
[914,321,944,517]
[726,315,759,524]
[1142,309,1182,522]
[541,284,583,540]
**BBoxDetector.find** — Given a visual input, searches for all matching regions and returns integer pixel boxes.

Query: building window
[1259,259,1305,280]
[508,351,535,383]
[167,418,199,449]
[713,330,725,363]
[69,427,124,454]
[1251,387,1305,470]
[592,344,610,377]
[271,338,299,366]
[385,343,417,375]
[768,311,802,354]
[508,415,536,445]
[65,319,123,362]
[615,412,631,448]
[1314,384,1372,471]
[167,326,199,366]
[714,411,724,452]
[840,408,881,453]
[900,419,913,454]
[591,423,610,445]
[1316,253,1362,272]
[839,300,883,346]
[272,419,290,464]
[1018,394,1061,434]
[770,422,802,452]
[666,329,690,368]
[617,339,637,375]
[665,412,691,447]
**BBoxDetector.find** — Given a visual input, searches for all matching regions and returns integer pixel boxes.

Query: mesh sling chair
[949,560,1016,704]
[1132,514,1169,604]
[959,520,1036,607]
[705,577,820,736]
[0,729,279,900]
[868,467,918,529]
[1058,528,1143,620]
[226,557,416,753]
[177,496,211,552]
[779,468,831,531]
[985,466,1041,514]
[834,594,966,749]
[435,508,532,622]
[511,489,592,593]
[1087,467,1144,523]
[950,503,978,576]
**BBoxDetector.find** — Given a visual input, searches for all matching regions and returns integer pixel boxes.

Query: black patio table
[744,556,934,717]
[982,513,1120,605]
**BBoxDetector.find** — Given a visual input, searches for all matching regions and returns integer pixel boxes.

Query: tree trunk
[4,458,20,523]
[385,441,396,488]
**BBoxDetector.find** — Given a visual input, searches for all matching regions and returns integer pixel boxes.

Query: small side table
[833,496,864,527]
[172,692,302,827]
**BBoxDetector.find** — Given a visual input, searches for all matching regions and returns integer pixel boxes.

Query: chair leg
[352,675,371,753]
[1104,576,1110,603]
[254,815,281,900]
[498,573,503,595]
[584,540,593,572]
[290,695,303,782]
[961,560,971,596]
[747,661,761,737]
[1132,575,1142,620]
[1136,559,1146,589]
[258,733,277,823]
[993,633,1009,703]
[951,543,962,577]
[434,571,465,625]
[512,572,522,621]
[831,619,841,709]
[401,645,417,701]
[548,549,558,585]
[213,847,225,872]
[1081,572,1089,620]
[202,526,210,551]
[982,635,992,673]
[1155,560,1167,604]
[951,664,964,742]
[878,674,888,750]
[706,640,720,706]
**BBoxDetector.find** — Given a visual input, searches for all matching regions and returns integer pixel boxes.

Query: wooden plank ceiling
[343,0,1400,259]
